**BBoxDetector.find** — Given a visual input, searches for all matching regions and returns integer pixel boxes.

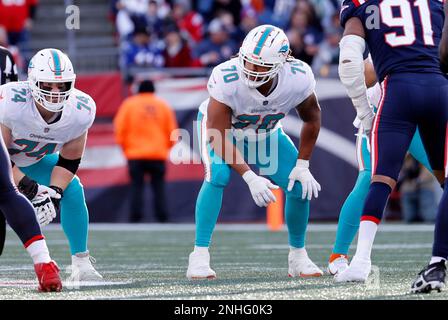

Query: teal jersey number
[221,65,239,83]
[76,95,91,112]
[258,113,285,130]
[9,139,57,160]
[233,114,260,129]
[10,88,27,103]
[234,113,285,132]
[290,60,306,75]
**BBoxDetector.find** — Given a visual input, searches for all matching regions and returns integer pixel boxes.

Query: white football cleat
[334,257,371,283]
[327,255,349,276]
[68,252,103,282]
[288,248,323,278]
[186,249,216,280]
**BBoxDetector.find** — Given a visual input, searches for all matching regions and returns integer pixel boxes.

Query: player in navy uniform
[336,0,448,293]
[0,46,62,292]
[0,46,16,255]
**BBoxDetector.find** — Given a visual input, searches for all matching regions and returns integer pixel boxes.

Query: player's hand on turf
[242,170,279,207]
[287,159,321,200]
[32,192,58,227]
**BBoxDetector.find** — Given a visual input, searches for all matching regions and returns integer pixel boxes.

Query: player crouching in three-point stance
[186,25,323,279]
[0,48,103,282]
[336,0,448,293]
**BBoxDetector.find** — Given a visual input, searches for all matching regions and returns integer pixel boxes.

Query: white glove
[32,193,57,227]
[287,159,321,200]
[35,184,59,200]
[242,170,279,207]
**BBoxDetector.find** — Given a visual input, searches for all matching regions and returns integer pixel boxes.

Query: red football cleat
[34,260,62,292]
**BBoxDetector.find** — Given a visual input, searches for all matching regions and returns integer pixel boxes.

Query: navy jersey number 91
[340,0,445,82]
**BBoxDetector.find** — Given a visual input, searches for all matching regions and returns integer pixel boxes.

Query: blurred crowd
[110,0,343,81]
[396,154,442,223]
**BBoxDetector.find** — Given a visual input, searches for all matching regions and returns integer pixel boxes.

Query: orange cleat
[34,261,62,292]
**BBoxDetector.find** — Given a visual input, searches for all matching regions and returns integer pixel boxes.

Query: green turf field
[0,223,446,300]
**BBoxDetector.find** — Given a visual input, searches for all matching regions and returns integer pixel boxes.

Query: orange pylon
[267,188,284,231]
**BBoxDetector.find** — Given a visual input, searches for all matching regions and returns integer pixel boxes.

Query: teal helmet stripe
[50,50,62,76]
[253,26,274,55]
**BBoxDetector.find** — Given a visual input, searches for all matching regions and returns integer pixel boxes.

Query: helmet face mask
[33,81,74,110]
[238,25,290,89]
[28,48,76,113]
[238,49,281,88]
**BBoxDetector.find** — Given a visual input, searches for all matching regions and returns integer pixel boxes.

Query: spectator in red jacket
[0,0,37,46]
[163,25,193,67]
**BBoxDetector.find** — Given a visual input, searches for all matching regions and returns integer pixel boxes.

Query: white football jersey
[199,57,316,136]
[0,81,96,167]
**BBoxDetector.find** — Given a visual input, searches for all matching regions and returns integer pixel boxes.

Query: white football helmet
[28,48,76,112]
[238,24,290,88]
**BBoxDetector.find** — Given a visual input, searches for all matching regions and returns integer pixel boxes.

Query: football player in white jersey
[186,25,323,279]
[0,48,103,282]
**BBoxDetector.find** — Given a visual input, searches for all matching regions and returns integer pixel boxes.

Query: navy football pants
[362,72,448,258]
[0,136,42,248]
[371,73,448,179]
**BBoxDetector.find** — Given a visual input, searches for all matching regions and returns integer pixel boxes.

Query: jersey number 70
[380,0,435,47]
